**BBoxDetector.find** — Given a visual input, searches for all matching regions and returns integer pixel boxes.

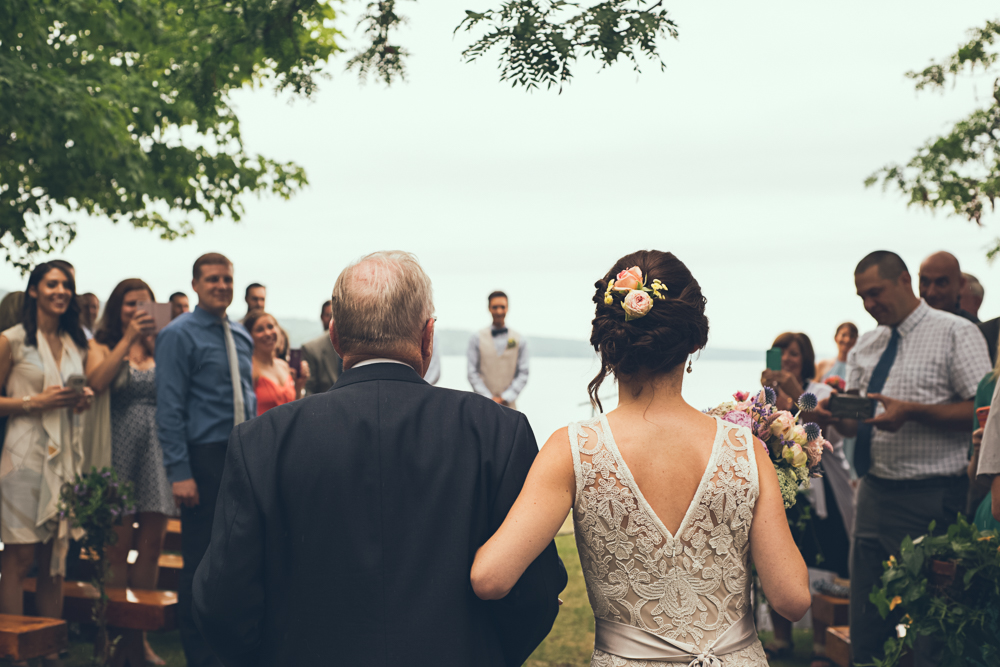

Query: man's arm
[486,413,567,667]
[500,339,529,405]
[193,425,265,666]
[467,335,492,398]
[865,395,975,433]
[156,326,193,484]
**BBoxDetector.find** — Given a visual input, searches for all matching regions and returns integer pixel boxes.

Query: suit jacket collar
[332,360,428,390]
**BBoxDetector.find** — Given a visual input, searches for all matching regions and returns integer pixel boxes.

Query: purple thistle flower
[797,392,818,412]
[803,422,821,441]
[763,387,777,406]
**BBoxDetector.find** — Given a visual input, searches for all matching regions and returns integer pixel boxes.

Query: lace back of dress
[570,416,759,655]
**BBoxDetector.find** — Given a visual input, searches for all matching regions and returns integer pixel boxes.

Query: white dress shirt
[467,327,530,403]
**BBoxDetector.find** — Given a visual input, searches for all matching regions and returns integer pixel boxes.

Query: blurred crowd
[759,250,1000,667]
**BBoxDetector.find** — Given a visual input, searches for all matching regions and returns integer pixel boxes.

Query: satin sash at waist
[594,613,758,666]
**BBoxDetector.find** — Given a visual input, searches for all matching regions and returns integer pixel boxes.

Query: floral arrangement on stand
[706,387,831,508]
[60,468,135,667]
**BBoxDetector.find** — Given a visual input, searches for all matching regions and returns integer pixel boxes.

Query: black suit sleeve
[192,426,265,667]
[486,412,568,667]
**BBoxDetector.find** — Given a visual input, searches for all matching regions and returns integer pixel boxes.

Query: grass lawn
[9,534,817,666]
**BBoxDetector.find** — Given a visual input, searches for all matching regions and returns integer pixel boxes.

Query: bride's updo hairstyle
[588,250,709,411]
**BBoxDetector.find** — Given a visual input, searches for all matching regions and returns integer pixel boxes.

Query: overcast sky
[8,1,1000,356]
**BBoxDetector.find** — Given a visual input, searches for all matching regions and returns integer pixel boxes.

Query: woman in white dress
[0,262,93,632]
[472,250,811,666]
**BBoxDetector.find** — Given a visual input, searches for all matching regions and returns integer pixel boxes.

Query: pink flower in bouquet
[733,391,750,402]
[790,425,808,446]
[723,411,752,430]
[622,290,653,320]
[824,375,846,392]
[805,439,823,468]
[613,266,643,292]
[769,412,795,439]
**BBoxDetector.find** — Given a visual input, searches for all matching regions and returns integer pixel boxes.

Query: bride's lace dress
[569,415,768,667]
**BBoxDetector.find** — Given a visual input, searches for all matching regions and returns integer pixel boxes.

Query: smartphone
[977,406,990,429]
[136,301,173,333]
[828,394,875,420]
[766,347,783,371]
[288,348,302,373]
[65,374,86,394]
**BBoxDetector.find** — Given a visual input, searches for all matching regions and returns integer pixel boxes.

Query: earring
[686,358,693,374]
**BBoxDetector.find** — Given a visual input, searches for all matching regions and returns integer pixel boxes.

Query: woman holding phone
[86,279,174,666]
[244,310,309,415]
[0,262,93,642]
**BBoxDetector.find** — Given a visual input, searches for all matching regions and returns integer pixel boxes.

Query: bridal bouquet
[706,387,831,508]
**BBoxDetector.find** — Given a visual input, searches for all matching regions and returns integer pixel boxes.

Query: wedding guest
[468,291,529,408]
[960,273,984,320]
[760,332,853,664]
[0,291,24,333]
[969,346,1000,531]
[815,322,858,381]
[301,300,342,395]
[79,292,100,336]
[87,279,174,666]
[976,376,1000,525]
[193,251,565,665]
[919,251,979,322]
[169,292,190,320]
[825,250,990,667]
[244,283,265,318]
[0,262,92,642]
[156,253,254,667]
[274,325,289,361]
[244,310,309,415]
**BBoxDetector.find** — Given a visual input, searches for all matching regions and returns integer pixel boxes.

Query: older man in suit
[301,299,342,394]
[193,251,566,666]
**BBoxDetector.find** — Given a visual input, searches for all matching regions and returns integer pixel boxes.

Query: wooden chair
[812,592,850,650]
[0,614,67,662]
[164,518,182,552]
[826,626,851,667]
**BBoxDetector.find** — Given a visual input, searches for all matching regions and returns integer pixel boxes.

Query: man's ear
[422,318,435,361]
[329,319,343,358]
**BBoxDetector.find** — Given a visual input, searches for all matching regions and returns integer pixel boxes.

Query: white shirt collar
[351,358,411,369]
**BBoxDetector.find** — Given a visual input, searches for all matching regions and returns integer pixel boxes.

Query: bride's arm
[471,427,576,600]
[749,437,812,621]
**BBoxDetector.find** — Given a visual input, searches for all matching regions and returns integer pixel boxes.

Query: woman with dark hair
[244,310,309,415]
[0,262,93,635]
[86,279,173,666]
[815,322,859,382]
[760,332,853,666]
[470,251,810,667]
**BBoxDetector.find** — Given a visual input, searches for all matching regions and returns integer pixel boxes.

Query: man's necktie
[222,318,246,427]
[854,327,900,477]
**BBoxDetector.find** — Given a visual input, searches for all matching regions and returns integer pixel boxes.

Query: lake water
[436,355,765,446]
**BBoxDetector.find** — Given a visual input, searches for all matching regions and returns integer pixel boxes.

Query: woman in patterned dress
[86,279,174,665]
[472,250,811,666]
[0,263,93,624]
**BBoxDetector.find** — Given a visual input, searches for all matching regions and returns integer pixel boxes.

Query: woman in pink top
[245,310,309,416]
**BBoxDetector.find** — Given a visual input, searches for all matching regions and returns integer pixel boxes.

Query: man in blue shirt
[156,252,254,667]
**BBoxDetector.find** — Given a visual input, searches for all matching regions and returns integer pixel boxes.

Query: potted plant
[868,515,1000,667]
[60,468,135,667]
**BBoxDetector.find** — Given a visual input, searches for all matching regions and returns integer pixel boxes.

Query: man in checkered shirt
[826,251,990,666]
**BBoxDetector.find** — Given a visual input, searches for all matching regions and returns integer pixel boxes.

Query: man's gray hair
[331,251,434,354]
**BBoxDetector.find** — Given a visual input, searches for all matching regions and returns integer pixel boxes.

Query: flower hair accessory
[602,266,668,321]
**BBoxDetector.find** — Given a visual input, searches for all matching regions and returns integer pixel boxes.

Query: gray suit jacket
[301,333,342,395]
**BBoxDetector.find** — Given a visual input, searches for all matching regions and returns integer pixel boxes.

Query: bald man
[960,273,984,319]
[919,251,979,323]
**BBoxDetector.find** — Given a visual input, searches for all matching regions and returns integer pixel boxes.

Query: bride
[471,250,811,666]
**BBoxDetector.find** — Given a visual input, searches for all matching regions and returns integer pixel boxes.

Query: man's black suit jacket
[192,362,566,666]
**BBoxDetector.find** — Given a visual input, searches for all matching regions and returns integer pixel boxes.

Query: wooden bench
[0,614,67,661]
[164,518,182,552]
[155,552,183,591]
[826,626,851,667]
[812,593,849,649]
[25,580,178,667]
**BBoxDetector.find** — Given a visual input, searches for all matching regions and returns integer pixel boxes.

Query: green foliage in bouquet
[59,468,135,666]
[868,515,1000,667]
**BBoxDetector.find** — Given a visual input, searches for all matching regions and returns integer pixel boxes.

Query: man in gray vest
[467,291,529,409]
[302,299,343,395]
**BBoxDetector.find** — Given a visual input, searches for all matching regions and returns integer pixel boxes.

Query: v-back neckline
[598,413,724,545]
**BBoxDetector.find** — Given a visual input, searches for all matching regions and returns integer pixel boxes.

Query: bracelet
[22,395,32,414]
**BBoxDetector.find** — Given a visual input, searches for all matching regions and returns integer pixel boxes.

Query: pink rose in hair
[613,266,643,292]
[622,290,653,320]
